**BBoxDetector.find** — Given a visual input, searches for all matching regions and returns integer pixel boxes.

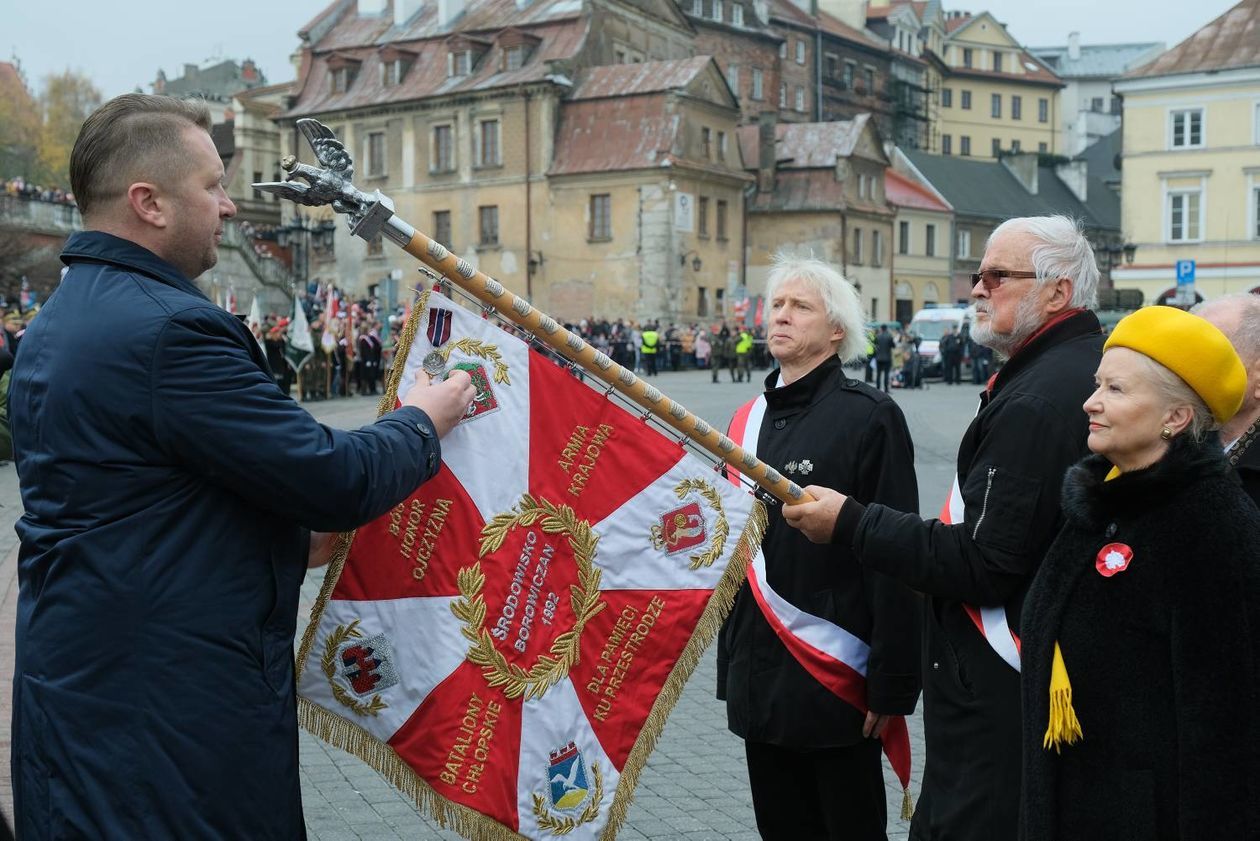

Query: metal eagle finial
[253,119,409,244]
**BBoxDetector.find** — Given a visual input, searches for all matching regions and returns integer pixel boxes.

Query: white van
[909,305,973,378]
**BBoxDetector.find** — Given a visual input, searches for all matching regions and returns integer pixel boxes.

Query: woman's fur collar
[1061,431,1231,531]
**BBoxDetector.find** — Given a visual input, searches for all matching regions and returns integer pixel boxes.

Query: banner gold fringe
[599,500,766,840]
[295,289,769,840]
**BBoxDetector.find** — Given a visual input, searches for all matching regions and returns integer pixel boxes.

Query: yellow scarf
[1043,465,1121,750]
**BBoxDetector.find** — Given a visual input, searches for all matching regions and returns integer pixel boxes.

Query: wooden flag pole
[256,119,810,506]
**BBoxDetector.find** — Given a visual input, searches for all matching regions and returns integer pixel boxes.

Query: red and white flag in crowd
[297,291,766,840]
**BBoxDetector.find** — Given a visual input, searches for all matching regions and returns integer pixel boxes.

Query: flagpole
[256,120,811,506]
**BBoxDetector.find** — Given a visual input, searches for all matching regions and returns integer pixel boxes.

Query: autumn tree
[0,63,41,180]
[37,71,102,188]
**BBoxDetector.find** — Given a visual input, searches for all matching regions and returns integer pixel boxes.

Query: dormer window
[327,54,362,94]
[495,30,540,73]
[379,47,417,87]
[450,50,473,77]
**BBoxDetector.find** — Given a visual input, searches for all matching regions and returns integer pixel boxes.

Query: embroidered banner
[296,292,766,840]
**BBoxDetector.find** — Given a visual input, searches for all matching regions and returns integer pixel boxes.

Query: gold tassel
[1042,641,1083,753]
[900,787,914,821]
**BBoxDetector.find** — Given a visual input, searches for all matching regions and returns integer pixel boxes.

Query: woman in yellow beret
[1020,306,1260,840]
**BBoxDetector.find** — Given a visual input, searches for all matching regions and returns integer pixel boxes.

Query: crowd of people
[9,93,1260,841]
[563,317,768,377]
[2,176,75,206]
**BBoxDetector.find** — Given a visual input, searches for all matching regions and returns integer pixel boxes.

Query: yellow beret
[1104,306,1246,424]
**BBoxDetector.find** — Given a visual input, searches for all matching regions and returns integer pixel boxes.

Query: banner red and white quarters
[724,397,913,805]
[296,292,767,841]
[939,477,1021,672]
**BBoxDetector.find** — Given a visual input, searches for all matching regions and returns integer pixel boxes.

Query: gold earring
[1160,426,1173,440]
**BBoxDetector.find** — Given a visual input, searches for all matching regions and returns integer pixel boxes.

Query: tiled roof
[885,168,950,212]
[1124,0,1260,78]
[736,115,873,169]
[816,10,888,49]
[570,56,712,100]
[747,170,845,212]
[944,52,1062,87]
[904,150,1118,230]
[1028,42,1164,79]
[944,14,970,33]
[866,1,928,22]
[284,6,587,117]
[550,93,682,175]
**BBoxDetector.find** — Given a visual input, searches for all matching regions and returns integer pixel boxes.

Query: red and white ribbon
[726,395,911,792]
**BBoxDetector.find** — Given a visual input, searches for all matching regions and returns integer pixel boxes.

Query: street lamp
[679,250,702,272]
[1095,239,1136,290]
[276,215,337,295]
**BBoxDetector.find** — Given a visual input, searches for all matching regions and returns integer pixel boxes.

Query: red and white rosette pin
[1095,543,1133,577]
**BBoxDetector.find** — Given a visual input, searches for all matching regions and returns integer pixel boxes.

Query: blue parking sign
[1176,260,1196,284]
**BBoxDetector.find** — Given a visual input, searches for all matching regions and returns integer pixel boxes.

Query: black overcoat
[836,310,1104,839]
[718,357,922,747]
[1020,434,1260,841]
[10,232,444,839]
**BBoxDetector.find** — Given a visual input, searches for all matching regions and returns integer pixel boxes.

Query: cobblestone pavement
[0,366,984,838]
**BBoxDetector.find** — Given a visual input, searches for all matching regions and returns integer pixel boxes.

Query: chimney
[817,0,868,29]
[394,0,422,25]
[1055,159,1088,202]
[1001,152,1039,195]
[758,112,777,194]
[1067,31,1081,61]
[438,0,464,26]
[241,59,258,83]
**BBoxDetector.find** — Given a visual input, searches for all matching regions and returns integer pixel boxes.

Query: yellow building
[1112,0,1260,303]
[884,165,953,324]
[932,11,1063,159]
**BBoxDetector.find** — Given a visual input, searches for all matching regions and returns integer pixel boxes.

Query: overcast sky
[5,0,1238,98]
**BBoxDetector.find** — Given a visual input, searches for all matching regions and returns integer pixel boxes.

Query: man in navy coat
[9,94,476,839]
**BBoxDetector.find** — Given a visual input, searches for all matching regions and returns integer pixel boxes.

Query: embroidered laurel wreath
[322,619,388,717]
[437,337,511,385]
[452,495,605,700]
[531,761,604,834]
[673,478,729,571]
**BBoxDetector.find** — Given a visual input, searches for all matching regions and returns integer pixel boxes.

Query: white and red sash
[726,396,912,795]
[939,476,1022,672]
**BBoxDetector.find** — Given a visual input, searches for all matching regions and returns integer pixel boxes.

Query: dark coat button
[1104,523,1117,539]
[774,419,786,430]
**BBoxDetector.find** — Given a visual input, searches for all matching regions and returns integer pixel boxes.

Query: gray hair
[1193,293,1260,366]
[764,254,866,363]
[987,215,1099,309]
[1131,352,1217,444]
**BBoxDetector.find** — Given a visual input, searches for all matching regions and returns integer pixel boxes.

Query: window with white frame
[589,194,611,240]
[872,229,883,266]
[751,68,764,100]
[779,42,787,59]
[796,39,806,64]
[449,50,473,77]
[726,63,739,95]
[779,81,786,107]
[852,227,864,263]
[957,228,970,258]
[1171,109,1203,148]
[794,86,805,112]
[712,0,723,21]
[479,205,499,246]
[1167,189,1202,241]
[925,223,936,256]
[732,3,743,25]
[1254,185,1260,239]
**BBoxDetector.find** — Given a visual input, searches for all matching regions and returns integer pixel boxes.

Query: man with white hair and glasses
[784,216,1104,841]
[718,255,921,839]
[1195,292,1260,506]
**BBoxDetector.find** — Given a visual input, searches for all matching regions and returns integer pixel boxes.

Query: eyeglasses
[970,269,1039,291]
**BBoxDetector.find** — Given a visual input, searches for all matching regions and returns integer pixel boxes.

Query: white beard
[971,291,1046,358]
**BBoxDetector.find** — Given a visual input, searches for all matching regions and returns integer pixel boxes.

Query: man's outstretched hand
[401,369,476,437]
[781,485,849,544]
